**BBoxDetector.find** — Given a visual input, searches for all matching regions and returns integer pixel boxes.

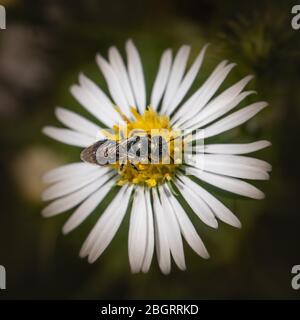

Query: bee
[80,131,169,171]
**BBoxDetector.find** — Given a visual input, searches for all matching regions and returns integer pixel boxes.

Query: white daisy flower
[42,39,271,274]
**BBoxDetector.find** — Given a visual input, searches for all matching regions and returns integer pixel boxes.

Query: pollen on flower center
[108,107,180,188]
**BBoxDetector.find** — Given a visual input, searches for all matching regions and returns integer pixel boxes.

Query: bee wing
[80,139,108,165]
[81,137,139,165]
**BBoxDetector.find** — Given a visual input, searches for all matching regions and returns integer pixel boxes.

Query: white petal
[188,168,265,199]
[185,75,253,127]
[196,91,255,129]
[165,44,209,116]
[199,140,271,155]
[79,185,128,258]
[199,102,268,139]
[159,186,186,271]
[70,84,116,128]
[128,188,148,273]
[55,107,101,138]
[141,188,155,273]
[42,162,98,184]
[182,78,255,131]
[172,61,235,126]
[179,175,241,228]
[84,185,133,263]
[171,60,228,124]
[152,188,171,275]
[202,160,269,180]
[42,126,96,147]
[108,46,136,107]
[96,54,131,117]
[41,175,114,217]
[125,40,146,113]
[62,178,116,234]
[204,154,271,171]
[175,179,218,228]
[160,45,190,113]
[191,154,271,180]
[42,168,113,201]
[150,49,172,110]
[78,73,124,124]
[166,186,210,258]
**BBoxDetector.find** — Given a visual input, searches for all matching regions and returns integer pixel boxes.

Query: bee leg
[119,129,125,140]
[130,163,139,171]
[167,153,174,161]
[119,162,125,173]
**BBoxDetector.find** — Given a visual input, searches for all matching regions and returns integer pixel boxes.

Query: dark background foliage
[0,0,299,299]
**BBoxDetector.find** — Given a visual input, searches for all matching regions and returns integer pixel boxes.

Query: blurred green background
[0,0,300,299]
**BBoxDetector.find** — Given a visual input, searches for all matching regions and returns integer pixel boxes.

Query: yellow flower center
[103,107,181,188]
